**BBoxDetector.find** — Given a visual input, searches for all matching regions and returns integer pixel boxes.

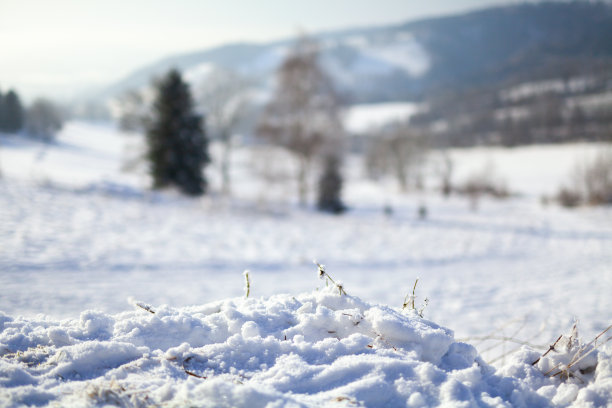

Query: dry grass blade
[478,319,530,355]
[543,323,612,378]
[550,335,612,378]
[244,270,251,299]
[135,302,155,314]
[462,335,545,349]
[314,261,347,295]
[464,316,528,348]
[402,279,419,310]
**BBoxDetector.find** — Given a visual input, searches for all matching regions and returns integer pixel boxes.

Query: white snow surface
[1,120,612,406]
[344,103,419,134]
[1,287,610,407]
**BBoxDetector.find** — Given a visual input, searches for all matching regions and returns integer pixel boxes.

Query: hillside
[99,2,612,104]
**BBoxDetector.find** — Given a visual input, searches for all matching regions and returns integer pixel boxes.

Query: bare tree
[365,121,428,192]
[257,35,344,205]
[557,148,612,206]
[249,145,294,210]
[435,150,454,197]
[115,89,152,132]
[195,68,251,196]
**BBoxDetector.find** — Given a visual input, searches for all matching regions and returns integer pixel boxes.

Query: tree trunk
[297,156,309,206]
[220,131,232,196]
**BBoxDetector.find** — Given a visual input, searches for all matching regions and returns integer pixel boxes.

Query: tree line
[410,63,612,148]
[0,89,64,141]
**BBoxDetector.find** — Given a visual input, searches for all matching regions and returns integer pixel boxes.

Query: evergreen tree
[0,90,5,131]
[317,154,345,214]
[146,69,209,196]
[3,90,24,133]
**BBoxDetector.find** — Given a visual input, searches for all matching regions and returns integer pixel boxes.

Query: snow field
[1,120,612,406]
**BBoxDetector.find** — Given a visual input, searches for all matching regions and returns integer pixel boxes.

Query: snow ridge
[1,287,610,407]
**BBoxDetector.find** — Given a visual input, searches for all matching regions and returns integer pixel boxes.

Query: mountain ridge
[99,2,612,104]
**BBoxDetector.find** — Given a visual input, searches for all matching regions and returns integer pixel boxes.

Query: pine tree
[146,69,209,196]
[0,90,5,131]
[3,90,24,133]
[317,154,345,214]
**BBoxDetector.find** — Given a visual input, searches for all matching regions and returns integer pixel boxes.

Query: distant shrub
[557,148,612,207]
[583,150,612,205]
[455,162,509,210]
[556,187,581,208]
[457,176,510,199]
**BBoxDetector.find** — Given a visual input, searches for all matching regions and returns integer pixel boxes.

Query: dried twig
[183,357,207,379]
[532,335,563,365]
[184,370,207,379]
[543,323,612,379]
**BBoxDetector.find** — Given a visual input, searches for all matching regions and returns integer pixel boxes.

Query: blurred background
[1,0,611,365]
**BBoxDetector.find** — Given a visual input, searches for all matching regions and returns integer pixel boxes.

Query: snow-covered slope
[100,30,430,105]
[344,102,419,134]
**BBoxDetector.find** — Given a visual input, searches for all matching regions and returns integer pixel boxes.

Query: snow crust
[2,287,609,407]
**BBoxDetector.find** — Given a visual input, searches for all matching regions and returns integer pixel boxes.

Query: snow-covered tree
[146,69,210,196]
[257,36,344,206]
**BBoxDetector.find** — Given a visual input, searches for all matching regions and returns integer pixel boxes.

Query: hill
[99,2,612,104]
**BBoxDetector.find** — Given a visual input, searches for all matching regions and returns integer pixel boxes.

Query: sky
[1,0,516,101]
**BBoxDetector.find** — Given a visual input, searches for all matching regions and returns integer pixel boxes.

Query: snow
[1,121,612,406]
[341,33,430,78]
[445,143,608,198]
[500,77,598,103]
[1,287,610,407]
[344,102,420,133]
[183,63,216,87]
[358,39,430,78]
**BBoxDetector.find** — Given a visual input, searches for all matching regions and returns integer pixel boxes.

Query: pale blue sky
[1,0,517,100]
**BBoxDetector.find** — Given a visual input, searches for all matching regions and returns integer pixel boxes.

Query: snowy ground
[1,121,611,406]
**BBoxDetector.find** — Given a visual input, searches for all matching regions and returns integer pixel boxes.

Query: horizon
[1,0,518,102]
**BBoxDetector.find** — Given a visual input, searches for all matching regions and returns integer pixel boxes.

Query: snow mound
[0,288,610,407]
